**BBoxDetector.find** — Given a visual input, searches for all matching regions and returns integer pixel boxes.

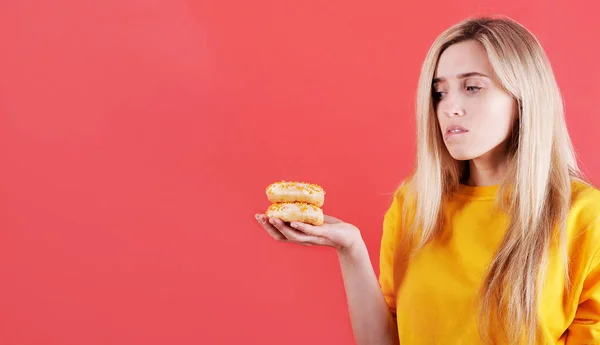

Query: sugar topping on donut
[265,180,325,196]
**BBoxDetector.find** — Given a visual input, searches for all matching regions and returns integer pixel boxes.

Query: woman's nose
[442,94,465,117]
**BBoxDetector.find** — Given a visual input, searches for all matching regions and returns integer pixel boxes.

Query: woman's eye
[466,86,482,93]
[433,91,446,100]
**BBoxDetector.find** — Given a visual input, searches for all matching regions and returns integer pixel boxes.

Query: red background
[1,1,598,344]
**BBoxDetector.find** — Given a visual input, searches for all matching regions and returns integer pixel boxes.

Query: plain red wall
[1,0,598,344]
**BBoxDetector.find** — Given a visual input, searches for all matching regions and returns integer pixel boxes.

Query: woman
[254,16,600,345]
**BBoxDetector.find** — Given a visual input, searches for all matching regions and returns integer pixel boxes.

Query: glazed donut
[266,202,324,226]
[266,181,325,207]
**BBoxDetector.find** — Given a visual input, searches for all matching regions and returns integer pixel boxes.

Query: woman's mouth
[444,125,469,140]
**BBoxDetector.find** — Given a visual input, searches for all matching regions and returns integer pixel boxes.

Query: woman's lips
[444,125,469,140]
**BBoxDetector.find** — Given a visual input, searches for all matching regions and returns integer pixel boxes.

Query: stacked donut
[265,181,326,226]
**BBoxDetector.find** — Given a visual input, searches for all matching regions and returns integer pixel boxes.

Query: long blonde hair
[403,16,588,344]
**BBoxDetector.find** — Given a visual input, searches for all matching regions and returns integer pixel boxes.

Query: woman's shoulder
[568,178,600,243]
[387,178,416,211]
[570,178,600,220]
[382,178,418,228]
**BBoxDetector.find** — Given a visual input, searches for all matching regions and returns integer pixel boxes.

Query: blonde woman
[254,16,600,345]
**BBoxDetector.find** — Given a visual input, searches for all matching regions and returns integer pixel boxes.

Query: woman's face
[433,39,517,162]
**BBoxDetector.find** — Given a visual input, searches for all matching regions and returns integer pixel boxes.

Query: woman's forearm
[337,240,400,345]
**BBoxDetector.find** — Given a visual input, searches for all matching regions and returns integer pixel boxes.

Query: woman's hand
[254,213,362,254]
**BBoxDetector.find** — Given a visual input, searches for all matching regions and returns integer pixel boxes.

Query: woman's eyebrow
[433,72,490,84]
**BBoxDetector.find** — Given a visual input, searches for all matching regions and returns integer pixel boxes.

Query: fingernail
[269,218,276,225]
[290,222,298,228]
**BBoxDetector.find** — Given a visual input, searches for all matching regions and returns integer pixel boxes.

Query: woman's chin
[447,149,477,161]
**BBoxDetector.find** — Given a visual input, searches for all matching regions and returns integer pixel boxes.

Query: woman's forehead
[434,40,493,80]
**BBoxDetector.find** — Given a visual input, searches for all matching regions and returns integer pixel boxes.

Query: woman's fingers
[255,212,360,252]
[255,213,344,248]
[270,218,329,246]
[255,214,287,241]
[323,215,343,224]
[293,218,360,251]
[289,221,325,237]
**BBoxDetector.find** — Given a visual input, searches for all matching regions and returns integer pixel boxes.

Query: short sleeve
[378,188,405,315]
[567,221,600,344]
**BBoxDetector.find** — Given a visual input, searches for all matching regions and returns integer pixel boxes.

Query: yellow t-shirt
[379,180,600,344]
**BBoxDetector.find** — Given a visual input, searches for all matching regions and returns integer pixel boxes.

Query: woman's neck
[464,156,509,187]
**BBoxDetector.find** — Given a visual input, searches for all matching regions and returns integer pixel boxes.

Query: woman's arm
[256,212,401,345]
[337,240,400,345]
